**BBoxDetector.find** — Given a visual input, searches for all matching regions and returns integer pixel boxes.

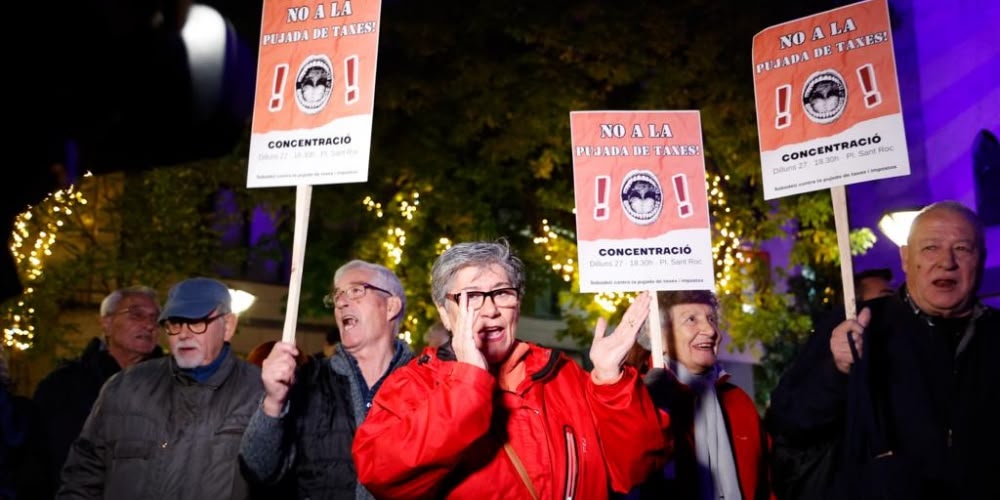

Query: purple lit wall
[247,206,289,283]
[215,189,288,284]
[846,0,1000,303]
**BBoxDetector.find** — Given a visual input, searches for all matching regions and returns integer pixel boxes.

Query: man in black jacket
[27,286,162,498]
[239,260,414,500]
[767,201,999,500]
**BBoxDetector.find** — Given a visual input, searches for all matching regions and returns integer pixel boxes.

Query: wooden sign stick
[282,185,313,343]
[831,185,857,320]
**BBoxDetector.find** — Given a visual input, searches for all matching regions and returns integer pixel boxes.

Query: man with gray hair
[59,277,263,499]
[240,260,413,499]
[768,201,999,500]
[28,285,163,498]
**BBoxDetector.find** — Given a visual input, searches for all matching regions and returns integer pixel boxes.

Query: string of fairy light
[6,176,744,351]
[708,173,752,295]
[529,217,628,313]
[3,185,88,350]
[364,191,430,345]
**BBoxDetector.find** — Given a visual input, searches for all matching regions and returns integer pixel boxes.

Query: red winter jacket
[352,341,670,499]
[638,367,776,500]
[718,379,776,500]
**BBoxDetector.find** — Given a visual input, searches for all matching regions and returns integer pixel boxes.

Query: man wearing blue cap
[58,277,264,499]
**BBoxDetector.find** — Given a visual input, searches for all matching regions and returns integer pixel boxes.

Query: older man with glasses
[239,260,413,500]
[58,277,263,500]
[27,285,164,499]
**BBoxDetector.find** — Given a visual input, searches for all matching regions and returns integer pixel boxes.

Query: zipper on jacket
[563,425,578,500]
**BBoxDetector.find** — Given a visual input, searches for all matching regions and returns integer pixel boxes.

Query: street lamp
[181,3,234,121]
[878,209,921,247]
[229,289,257,315]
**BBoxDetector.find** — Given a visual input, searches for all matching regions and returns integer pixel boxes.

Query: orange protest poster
[247,0,382,188]
[570,110,715,294]
[752,0,909,199]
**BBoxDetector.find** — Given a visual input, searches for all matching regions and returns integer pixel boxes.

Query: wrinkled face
[901,209,981,317]
[333,268,399,353]
[667,303,719,374]
[437,264,520,367]
[101,294,160,359]
[167,310,234,369]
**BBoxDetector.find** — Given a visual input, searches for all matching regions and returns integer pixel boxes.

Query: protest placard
[248,0,383,341]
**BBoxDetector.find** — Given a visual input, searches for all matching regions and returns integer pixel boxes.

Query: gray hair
[430,239,525,306]
[99,285,159,317]
[333,260,406,334]
[908,200,986,266]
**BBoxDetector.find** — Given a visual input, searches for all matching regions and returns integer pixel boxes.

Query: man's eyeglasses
[323,283,392,308]
[163,314,225,335]
[447,288,520,309]
[112,307,159,323]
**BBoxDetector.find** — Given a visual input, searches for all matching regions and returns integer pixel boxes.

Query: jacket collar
[170,343,236,387]
[430,339,562,391]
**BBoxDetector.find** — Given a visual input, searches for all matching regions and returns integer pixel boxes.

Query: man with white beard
[59,277,263,499]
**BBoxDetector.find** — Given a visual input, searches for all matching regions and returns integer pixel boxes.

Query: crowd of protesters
[0,200,993,500]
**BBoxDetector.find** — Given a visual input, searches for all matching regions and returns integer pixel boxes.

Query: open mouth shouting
[339,313,360,330]
[479,325,507,343]
[931,277,958,290]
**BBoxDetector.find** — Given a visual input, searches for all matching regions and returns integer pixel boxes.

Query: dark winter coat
[28,338,162,498]
[57,345,262,499]
[239,340,413,500]
[766,288,1000,500]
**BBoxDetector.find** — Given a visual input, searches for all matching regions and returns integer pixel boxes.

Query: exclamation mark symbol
[672,174,693,218]
[594,175,610,220]
[857,63,882,108]
[775,84,792,129]
[269,64,289,112]
[345,55,359,104]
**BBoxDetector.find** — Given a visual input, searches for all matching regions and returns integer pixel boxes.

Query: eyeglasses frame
[447,287,521,309]
[163,313,226,336]
[323,282,392,308]
[111,306,160,323]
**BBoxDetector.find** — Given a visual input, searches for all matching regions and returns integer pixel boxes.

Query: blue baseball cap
[158,277,232,322]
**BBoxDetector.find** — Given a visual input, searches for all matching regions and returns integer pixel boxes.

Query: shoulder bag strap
[504,443,539,500]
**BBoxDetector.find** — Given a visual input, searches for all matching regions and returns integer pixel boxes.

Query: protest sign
[570,110,715,294]
[752,0,908,317]
[248,0,382,188]
[752,0,908,200]
[248,0,383,341]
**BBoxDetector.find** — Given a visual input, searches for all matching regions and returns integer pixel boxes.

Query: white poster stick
[282,185,313,343]
[831,185,856,320]
[648,291,664,369]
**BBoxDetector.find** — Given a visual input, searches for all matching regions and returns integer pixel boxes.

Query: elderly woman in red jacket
[625,290,775,500]
[352,239,669,499]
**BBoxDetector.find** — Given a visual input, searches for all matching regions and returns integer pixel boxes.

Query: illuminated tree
[9,1,878,404]
[3,186,88,351]
[332,0,881,405]
[0,143,289,363]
